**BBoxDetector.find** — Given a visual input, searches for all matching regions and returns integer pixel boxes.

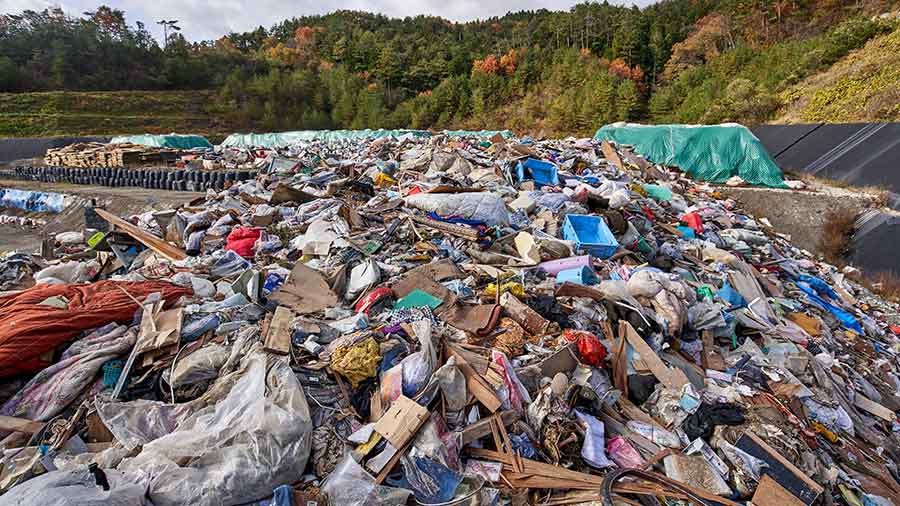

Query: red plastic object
[564,329,607,367]
[225,226,262,258]
[356,287,394,314]
[681,212,704,234]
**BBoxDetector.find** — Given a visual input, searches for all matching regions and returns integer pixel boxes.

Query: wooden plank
[753,475,806,506]
[461,410,518,446]
[373,395,430,449]
[94,208,187,261]
[0,416,43,434]
[446,344,502,412]
[854,394,896,422]
[701,330,726,371]
[622,322,688,389]
[601,140,625,172]
[263,306,294,355]
[736,432,824,506]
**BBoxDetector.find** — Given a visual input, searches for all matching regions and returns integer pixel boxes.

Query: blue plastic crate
[562,214,619,259]
[515,158,559,187]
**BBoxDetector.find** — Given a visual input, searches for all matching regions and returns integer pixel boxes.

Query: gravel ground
[0,179,201,254]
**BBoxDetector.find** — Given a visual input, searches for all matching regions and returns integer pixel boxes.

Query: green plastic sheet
[109,134,212,149]
[594,123,786,188]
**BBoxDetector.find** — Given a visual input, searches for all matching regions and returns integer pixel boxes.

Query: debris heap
[1,132,899,506]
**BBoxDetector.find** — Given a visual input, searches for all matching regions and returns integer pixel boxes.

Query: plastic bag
[491,350,531,412]
[575,411,612,468]
[169,344,229,387]
[429,357,467,427]
[321,454,411,506]
[400,320,438,398]
[564,330,606,367]
[0,468,148,506]
[34,260,100,285]
[106,348,313,506]
[607,436,644,468]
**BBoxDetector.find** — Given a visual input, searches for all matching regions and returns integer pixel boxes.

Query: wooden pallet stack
[44,142,179,168]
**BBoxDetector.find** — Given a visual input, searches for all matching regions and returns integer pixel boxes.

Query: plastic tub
[539,255,593,275]
[556,266,598,285]
[516,158,559,187]
[562,214,620,259]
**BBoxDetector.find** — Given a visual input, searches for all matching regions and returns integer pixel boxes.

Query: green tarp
[109,134,212,149]
[594,123,786,188]
[220,129,515,148]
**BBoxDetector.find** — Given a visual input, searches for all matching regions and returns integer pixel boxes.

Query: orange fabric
[0,280,191,377]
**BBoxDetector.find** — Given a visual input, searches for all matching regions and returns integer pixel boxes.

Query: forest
[1,0,898,135]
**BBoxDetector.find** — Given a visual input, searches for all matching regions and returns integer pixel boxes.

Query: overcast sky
[5,0,657,42]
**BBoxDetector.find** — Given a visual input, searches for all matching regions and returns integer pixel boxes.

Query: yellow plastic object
[330,337,381,387]
[485,281,525,300]
[373,172,398,188]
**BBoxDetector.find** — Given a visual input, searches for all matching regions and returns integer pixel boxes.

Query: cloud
[5,0,658,42]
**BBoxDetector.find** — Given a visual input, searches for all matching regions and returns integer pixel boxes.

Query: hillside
[776,17,900,123]
[0,90,239,139]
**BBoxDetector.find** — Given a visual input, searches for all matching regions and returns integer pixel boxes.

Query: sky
[4,0,656,42]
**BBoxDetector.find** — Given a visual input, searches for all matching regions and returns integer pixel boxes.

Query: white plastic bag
[0,468,147,506]
[101,348,312,506]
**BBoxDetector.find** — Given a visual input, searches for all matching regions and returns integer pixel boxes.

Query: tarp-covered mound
[595,122,787,188]
[110,134,212,149]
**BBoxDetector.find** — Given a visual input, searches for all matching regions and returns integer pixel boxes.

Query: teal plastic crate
[562,214,619,259]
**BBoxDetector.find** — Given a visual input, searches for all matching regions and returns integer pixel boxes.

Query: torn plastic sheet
[321,454,411,506]
[404,192,510,226]
[99,347,312,506]
[0,467,148,506]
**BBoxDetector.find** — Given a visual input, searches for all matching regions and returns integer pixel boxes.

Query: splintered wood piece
[95,208,187,261]
[622,321,688,389]
[446,344,502,412]
[263,306,294,355]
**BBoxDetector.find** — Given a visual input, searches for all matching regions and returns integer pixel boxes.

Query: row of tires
[1,166,257,192]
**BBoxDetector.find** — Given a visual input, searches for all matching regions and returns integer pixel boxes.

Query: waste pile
[1,132,899,506]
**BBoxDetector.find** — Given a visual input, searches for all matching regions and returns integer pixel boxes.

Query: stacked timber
[45,143,179,168]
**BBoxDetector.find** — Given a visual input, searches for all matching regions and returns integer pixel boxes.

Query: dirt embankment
[720,185,877,254]
[0,180,201,253]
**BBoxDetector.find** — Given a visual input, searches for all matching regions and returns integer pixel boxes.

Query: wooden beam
[446,344,502,412]
[621,321,689,389]
[95,208,187,261]
[0,416,43,434]
[461,410,518,446]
